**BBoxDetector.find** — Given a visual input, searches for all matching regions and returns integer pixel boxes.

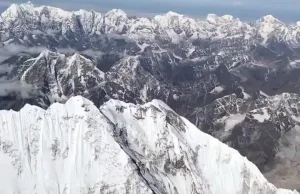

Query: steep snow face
[153,12,200,41]
[0,96,298,194]
[101,99,298,194]
[256,15,300,45]
[102,9,129,34]
[0,96,153,194]
[257,15,287,44]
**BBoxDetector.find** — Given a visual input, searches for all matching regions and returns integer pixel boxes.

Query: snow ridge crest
[0,96,297,194]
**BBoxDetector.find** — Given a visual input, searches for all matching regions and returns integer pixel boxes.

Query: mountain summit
[0,96,297,194]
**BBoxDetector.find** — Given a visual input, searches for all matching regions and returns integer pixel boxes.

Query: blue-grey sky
[0,0,300,22]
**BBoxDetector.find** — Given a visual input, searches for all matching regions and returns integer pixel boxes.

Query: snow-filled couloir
[0,96,296,194]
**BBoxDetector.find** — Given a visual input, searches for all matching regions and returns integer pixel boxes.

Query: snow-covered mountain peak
[105,9,127,19]
[257,15,284,30]
[74,9,93,17]
[0,93,299,193]
[260,15,281,23]
[256,15,289,44]
[206,13,238,25]
[153,11,195,27]
[2,2,41,22]
[221,14,235,21]
[153,11,199,41]
[101,99,299,194]
[153,12,180,27]
[102,9,128,33]
[1,2,74,25]
[0,96,153,194]
[21,1,34,8]
[154,11,181,20]
[165,11,182,17]
[26,1,33,5]
[206,14,219,24]
[1,4,22,21]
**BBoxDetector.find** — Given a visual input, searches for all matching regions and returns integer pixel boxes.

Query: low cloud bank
[0,80,36,99]
[0,44,45,62]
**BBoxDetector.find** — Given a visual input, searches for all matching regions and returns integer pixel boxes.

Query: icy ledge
[0,96,298,194]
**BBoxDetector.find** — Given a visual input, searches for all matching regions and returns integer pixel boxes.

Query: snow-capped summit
[1,4,22,21]
[0,96,153,194]
[206,14,220,24]
[256,15,290,44]
[206,14,237,24]
[24,1,34,6]
[153,11,200,41]
[153,11,184,28]
[259,15,281,23]
[102,9,129,33]
[106,8,127,18]
[0,96,298,194]
[221,14,235,21]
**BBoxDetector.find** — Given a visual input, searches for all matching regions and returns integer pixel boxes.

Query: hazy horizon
[0,0,299,22]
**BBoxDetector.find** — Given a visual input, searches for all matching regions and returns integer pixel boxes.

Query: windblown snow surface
[0,97,152,194]
[0,96,298,194]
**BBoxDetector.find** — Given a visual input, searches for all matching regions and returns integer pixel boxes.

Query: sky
[0,0,300,22]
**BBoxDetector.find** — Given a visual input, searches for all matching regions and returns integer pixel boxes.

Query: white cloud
[0,81,36,98]
[0,44,46,62]
[0,64,14,74]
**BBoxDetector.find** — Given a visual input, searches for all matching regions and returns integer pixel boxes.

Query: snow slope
[101,99,298,194]
[0,96,152,194]
[0,96,298,194]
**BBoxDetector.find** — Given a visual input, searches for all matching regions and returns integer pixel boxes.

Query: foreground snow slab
[0,96,298,194]
[0,97,152,194]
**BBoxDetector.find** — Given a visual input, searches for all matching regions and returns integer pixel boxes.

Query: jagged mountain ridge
[1,2,300,45]
[0,96,298,194]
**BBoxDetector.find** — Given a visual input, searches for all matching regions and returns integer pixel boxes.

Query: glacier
[0,96,298,194]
